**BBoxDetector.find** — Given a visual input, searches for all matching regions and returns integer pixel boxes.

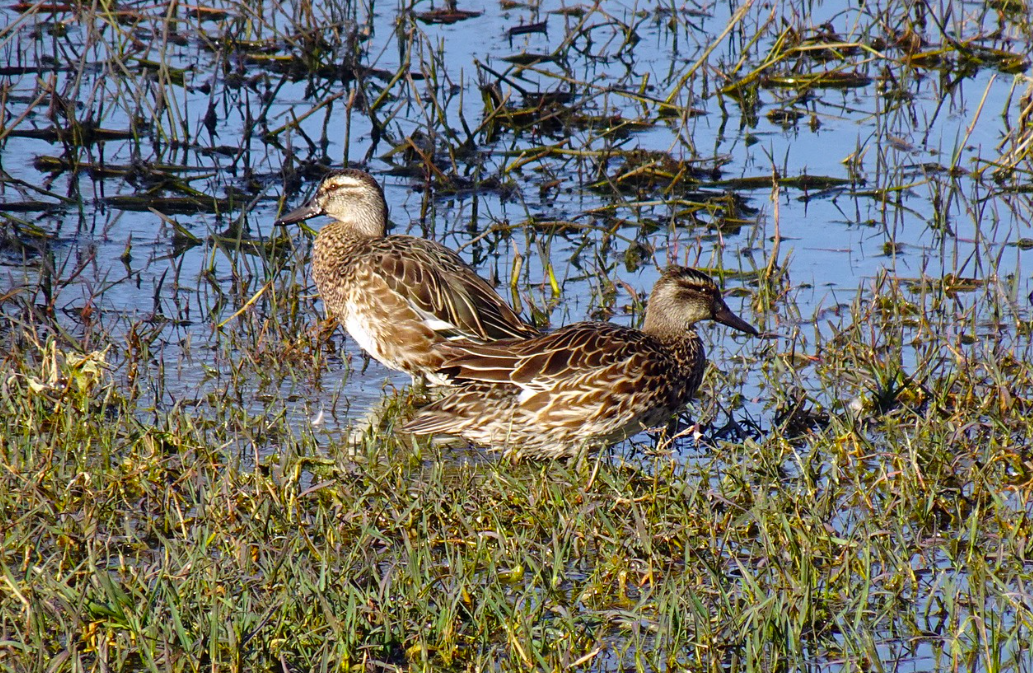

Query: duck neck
[315,206,389,253]
[643,313,703,369]
[646,319,704,377]
[323,218,371,240]
[643,310,695,341]
[312,220,371,267]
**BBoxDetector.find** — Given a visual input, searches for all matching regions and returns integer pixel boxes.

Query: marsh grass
[2,303,1031,671]
[2,0,1033,670]
[3,265,1032,670]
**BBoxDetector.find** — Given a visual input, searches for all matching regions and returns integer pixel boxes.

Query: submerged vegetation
[2,0,1032,670]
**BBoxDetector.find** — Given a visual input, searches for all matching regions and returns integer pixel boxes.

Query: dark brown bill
[713,303,758,335]
[274,200,323,226]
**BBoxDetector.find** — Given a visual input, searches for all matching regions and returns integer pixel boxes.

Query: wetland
[2,0,1033,670]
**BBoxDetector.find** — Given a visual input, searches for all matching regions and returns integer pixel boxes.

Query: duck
[402,266,758,458]
[276,168,538,385]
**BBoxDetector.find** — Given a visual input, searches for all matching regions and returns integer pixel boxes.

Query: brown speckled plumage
[276,169,537,384]
[403,267,758,458]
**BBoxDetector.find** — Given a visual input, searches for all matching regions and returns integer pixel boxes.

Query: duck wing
[369,236,538,342]
[439,322,666,391]
[433,322,685,434]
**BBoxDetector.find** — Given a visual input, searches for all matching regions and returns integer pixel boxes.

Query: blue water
[1,1,1029,428]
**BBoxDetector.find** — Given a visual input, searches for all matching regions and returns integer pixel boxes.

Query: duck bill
[274,200,323,226]
[714,304,758,336]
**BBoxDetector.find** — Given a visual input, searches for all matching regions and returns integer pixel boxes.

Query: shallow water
[2,1,1031,440]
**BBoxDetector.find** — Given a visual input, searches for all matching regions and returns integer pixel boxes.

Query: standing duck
[403,266,757,458]
[276,169,538,384]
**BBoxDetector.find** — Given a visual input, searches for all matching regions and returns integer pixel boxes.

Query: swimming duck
[276,168,538,384]
[403,266,757,458]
